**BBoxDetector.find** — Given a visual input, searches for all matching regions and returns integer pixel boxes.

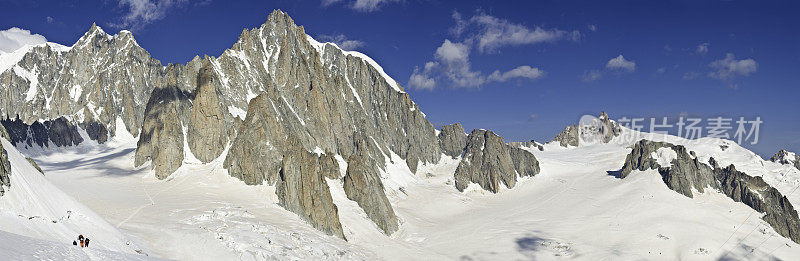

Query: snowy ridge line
[305,35,405,93]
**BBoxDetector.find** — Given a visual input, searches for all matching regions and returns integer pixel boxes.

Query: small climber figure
[78,235,84,247]
[85,237,90,247]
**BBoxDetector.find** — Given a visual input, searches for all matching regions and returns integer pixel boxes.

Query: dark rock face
[509,146,540,178]
[438,123,467,158]
[619,140,716,197]
[0,116,84,147]
[343,153,399,235]
[0,141,10,196]
[134,86,192,179]
[619,139,800,243]
[187,61,229,163]
[44,117,83,147]
[276,137,345,239]
[454,129,541,193]
[771,150,800,171]
[83,121,108,144]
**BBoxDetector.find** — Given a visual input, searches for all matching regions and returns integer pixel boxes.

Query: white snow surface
[0,230,157,261]
[652,147,679,167]
[0,138,148,257]
[2,119,800,259]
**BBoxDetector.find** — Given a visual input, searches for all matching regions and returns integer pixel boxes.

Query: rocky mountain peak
[551,111,622,147]
[771,149,800,171]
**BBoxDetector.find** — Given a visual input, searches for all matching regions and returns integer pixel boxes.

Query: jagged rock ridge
[619,139,800,243]
[0,25,170,143]
[551,111,621,147]
[453,129,540,193]
[771,150,800,171]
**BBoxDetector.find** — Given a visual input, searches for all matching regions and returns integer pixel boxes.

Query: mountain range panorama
[1,10,799,255]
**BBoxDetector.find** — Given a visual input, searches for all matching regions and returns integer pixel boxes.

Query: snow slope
[0,137,149,258]
[8,121,800,260]
[0,230,156,261]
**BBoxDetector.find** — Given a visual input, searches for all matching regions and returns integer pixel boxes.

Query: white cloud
[46,16,55,23]
[459,13,580,53]
[606,54,636,72]
[581,69,602,82]
[435,39,469,63]
[432,40,485,88]
[682,72,700,80]
[408,12,569,89]
[656,67,666,74]
[588,24,597,32]
[527,114,538,122]
[111,0,195,31]
[318,34,366,51]
[321,0,398,12]
[409,40,546,89]
[488,65,545,82]
[0,27,47,53]
[408,66,436,90]
[696,42,709,55]
[708,53,757,80]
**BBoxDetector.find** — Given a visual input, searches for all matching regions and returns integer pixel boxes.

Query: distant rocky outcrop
[551,111,621,147]
[1,117,83,148]
[771,150,800,171]
[276,136,345,239]
[438,123,467,158]
[619,139,800,243]
[508,140,544,152]
[454,129,540,193]
[0,141,10,196]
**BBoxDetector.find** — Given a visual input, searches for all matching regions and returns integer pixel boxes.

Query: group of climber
[72,234,90,248]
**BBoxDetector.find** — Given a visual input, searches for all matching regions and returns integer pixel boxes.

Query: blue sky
[1,0,798,156]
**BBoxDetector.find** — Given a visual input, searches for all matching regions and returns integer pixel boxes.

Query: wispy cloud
[606,54,636,72]
[317,34,366,51]
[581,54,636,82]
[321,0,399,12]
[453,11,580,53]
[409,38,547,90]
[0,27,47,53]
[581,69,602,82]
[110,0,208,31]
[488,66,545,82]
[408,11,573,90]
[696,42,709,55]
[708,53,757,80]
[682,71,700,80]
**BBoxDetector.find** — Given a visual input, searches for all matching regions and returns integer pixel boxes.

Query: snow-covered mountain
[0,136,149,257]
[1,9,799,260]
